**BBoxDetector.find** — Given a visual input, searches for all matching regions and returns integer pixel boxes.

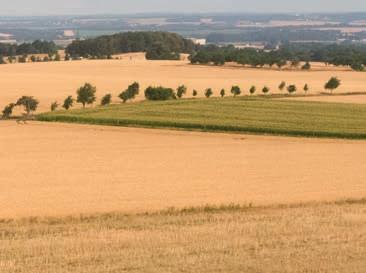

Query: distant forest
[190,43,366,71]
[65,31,196,59]
[0,40,57,56]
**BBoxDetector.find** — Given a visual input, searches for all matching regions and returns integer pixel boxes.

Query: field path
[1,121,366,218]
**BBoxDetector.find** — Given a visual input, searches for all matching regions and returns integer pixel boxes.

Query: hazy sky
[1,0,366,15]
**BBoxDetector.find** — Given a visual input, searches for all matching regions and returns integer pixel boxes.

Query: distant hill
[65,31,196,59]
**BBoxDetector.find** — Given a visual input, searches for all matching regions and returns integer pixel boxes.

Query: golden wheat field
[1,201,365,273]
[1,121,366,218]
[1,54,366,112]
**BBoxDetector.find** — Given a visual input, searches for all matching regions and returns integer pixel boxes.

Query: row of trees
[190,44,366,71]
[1,77,341,120]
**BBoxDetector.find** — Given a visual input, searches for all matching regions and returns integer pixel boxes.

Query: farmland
[1,55,366,113]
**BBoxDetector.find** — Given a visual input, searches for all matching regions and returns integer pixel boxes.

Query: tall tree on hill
[77,83,96,108]
[324,77,341,94]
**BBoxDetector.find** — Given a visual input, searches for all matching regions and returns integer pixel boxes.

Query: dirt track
[1,57,366,112]
[1,121,365,218]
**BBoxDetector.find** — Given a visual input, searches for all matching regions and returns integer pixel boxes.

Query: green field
[37,97,366,139]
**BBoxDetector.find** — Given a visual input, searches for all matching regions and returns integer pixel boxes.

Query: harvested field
[0,121,365,218]
[1,56,366,112]
[283,94,366,104]
[0,201,365,273]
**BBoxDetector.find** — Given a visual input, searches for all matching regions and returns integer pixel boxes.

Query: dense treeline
[0,40,57,56]
[190,44,366,71]
[66,31,195,59]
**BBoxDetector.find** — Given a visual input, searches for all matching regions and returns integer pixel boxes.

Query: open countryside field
[1,121,366,218]
[1,54,366,112]
[1,201,366,273]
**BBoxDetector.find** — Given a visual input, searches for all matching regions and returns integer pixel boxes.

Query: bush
[304,84,309,93]
[249,86,256,95]
[145,86,176,101]
[231,86,241,97]
[192,90,198,97]
[50,101,59,111]
[205,88,213,98]
[220,89,225,98]
[177,85,187,99]
[77,83,96,108]
[302,62,311,70]
[287,85,297,94]
[119,82,140,103]
[2,103,15,119]
[63,96,74,110]
[324,77,341,93]
[101,94,112,106]
[262,86,270,94]
[278,81,286,91]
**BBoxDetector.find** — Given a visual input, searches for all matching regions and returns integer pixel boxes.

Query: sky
[1,0,366,15]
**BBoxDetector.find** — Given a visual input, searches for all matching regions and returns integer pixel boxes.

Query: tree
[77,83,96,108]
[220,89,225,98]
[324,77,341,93]
[177,85,187,99]
[101,94,112,106]
[304,84,309,93]
[302,62,311,70]
[50,101,59,111]
[63,96,74,110]
[262,86,270,94]
[287,85,297,94]
[54,53,61,61]
[249,86,256,95]
[205,88,213,98]
[145,86,176,101]
[1,103,15,119]
[276,59,287,69]
[231,86,241,97]
[15,96,39,116]
[119,82,140,103]
[192,90,198,97]
[278,81,286,91]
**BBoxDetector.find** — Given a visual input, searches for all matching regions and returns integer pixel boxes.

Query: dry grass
[1,55,366,113]
[0,200,365,273]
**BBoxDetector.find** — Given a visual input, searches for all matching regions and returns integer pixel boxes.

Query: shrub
[324,77,341,93]
[63,96,74,110]
[77,83,96,108]
[262,86,270,94]
[101,94,112,106]
[192,90,198,97]
[249,86,256,95]
[279,81,286,91]
[177,85,187,99]
[220,89,225,98]
[205,88,213,98]
[50,101,59,111]
[145,86,176,101]
[15,96,39,115]
[304,84,309,93]
[119,82,140,103]
[287,85,297,94]
[1,103,15,119]
[231,86,241,97]
[302,62,311,70]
